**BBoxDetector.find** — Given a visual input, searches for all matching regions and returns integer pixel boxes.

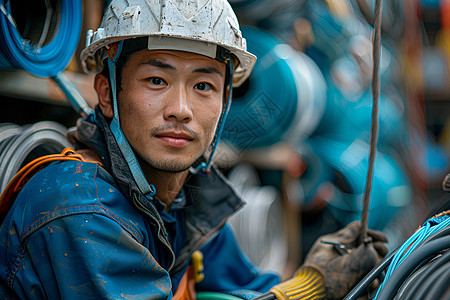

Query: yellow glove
[270,222,388,300]
[270,267,326,300]
[302,222,387,299]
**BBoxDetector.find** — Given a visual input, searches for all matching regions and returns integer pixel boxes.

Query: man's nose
[164,85,193,122]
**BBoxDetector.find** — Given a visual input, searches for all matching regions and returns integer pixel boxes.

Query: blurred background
[0,0,449,280]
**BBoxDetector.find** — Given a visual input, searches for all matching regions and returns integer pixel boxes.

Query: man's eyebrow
[139,59,176,70]
[193,67,223,77]
[139,59,223,77]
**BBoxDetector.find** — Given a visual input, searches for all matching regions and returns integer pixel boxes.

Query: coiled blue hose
[223,26,325,150]
[0,0,82,77]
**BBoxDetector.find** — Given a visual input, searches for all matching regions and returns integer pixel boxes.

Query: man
[0,0,387,299]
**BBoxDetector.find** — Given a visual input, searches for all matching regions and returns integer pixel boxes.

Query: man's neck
[140,164,189,210]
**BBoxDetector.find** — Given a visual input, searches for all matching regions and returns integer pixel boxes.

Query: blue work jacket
[0,110,280,299]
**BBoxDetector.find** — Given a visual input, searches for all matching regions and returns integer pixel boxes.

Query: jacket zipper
[132,193,176,272]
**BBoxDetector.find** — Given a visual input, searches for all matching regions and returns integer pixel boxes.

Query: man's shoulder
[8,160,141,240]
[21,159,116,204]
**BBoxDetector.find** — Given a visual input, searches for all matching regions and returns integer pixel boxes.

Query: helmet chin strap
[107,41,156,200]
[190,59,234,175]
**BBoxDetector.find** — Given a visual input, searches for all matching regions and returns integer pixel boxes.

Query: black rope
[396,258,435,299]
[343,249,396,300]
[399,251,450,299]
[412,260,450,299]
[429,266,450,299]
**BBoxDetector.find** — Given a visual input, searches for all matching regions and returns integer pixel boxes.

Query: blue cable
[374,214,450,298]
[0,0,82,77]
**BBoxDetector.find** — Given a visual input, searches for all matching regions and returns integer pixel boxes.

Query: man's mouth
[155,131,194,147]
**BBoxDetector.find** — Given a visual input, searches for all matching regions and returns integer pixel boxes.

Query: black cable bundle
[345,220,450,300]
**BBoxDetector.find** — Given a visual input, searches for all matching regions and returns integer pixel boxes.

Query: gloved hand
[301,221,388,299]
[268,222,388,300]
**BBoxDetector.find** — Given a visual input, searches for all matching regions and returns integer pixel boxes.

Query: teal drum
[223,26,326,150]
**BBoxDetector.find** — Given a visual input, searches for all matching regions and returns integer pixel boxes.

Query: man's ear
[94,73,114,118]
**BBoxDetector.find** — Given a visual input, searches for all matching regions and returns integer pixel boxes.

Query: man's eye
[195,82,211,91]
[149,77,164,85]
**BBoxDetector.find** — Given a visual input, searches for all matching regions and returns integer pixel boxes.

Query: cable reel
[0,121,73,194]
[0,0,82,77]
[223,26,326,150]
[227,163,289,274]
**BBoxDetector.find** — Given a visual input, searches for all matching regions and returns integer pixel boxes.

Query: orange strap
[173,250,204,300]
[0,147,102,223]
[173,266,197,300]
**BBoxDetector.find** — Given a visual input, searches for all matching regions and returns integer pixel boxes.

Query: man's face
[116,49,226,172]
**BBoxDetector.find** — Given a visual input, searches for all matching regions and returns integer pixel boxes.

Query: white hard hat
[80,0,256,87]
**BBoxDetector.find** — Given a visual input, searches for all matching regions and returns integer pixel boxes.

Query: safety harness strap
[173,250,204,300]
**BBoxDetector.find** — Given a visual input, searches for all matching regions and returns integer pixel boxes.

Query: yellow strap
[191,250,205,283]
[173,250,205,300]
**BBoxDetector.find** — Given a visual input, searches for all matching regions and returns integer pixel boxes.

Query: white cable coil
[228,163,288,273]
[0,121,73,194]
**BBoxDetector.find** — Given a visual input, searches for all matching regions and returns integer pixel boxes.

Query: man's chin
[147,159,195,174]
[136,151,205,174]
[153,164,191,174]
